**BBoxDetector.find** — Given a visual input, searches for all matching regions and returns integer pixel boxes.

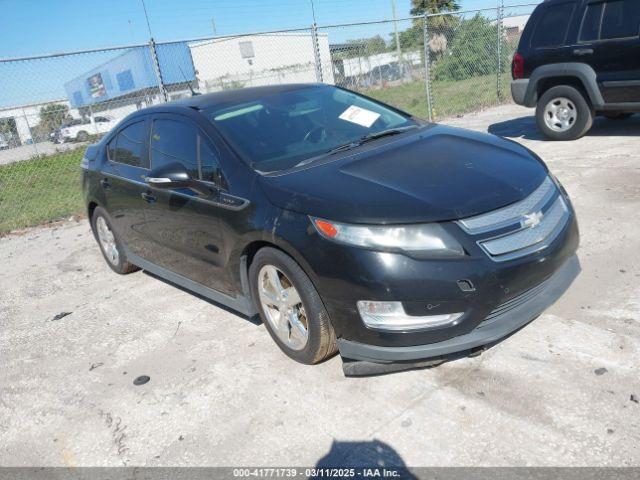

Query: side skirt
[125,248,258,317]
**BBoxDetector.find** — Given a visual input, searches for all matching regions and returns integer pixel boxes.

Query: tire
[91,206,139,275]
[536,85,593,141]
[77,131,89,142]
[249,247,337,365]
[603,112,633,120]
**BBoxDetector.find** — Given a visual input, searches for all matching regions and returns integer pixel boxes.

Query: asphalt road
[1,105,639,468]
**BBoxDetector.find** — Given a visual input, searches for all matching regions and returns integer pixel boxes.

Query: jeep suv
[512,0,640,140]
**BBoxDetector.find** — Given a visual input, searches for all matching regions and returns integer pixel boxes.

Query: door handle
[100,178,111,190]
[573,48,593,56]
[141,192,157,203]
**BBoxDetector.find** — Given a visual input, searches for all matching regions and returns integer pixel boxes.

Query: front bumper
[337,254,580,363]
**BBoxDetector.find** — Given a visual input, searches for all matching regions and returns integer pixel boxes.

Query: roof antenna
[178,64,200,96]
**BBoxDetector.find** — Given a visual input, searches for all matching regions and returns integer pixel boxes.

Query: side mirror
[146,161,212,197]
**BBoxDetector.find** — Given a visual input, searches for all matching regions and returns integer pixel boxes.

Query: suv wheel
[249,247,337,365]
[77,131,89,142]
[91,206,139,274]
[536,86,593,141]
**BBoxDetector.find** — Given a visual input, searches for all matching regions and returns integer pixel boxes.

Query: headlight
[311,217,465,257]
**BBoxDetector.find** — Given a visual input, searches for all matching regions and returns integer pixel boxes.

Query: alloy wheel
[96,216,119,266]
[258,265,309,350]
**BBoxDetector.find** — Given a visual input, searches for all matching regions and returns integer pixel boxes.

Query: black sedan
[81,83,580,374]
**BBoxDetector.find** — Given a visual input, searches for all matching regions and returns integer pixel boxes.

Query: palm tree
[410,0,461,16]
[411,0,461,33]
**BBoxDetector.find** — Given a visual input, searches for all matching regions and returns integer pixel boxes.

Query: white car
[56,115,119,143]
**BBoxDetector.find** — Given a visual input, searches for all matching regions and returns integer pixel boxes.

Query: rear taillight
[512,53,524,80]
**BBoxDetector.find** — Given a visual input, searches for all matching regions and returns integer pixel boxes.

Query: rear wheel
[77,131,89,142]
[249,247,337,365]
[536,85,593,141]
[91,206,139,275]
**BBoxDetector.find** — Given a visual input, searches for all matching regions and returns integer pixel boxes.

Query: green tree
[432,14,510,81]
[410,0,461,16]
[366,35,389,54]
[39,104,71,135]
[393,26,423,51]
[397,0,461,52]
[336,35,389,59]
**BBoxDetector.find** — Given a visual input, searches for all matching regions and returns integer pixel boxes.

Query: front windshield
[204,85,417,173]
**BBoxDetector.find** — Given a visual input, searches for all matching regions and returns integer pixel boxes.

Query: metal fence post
[149,38,169,102]
[21,108,39,157]
[310,24,324,83]
[496,1,504,102]
[423,14,434,122]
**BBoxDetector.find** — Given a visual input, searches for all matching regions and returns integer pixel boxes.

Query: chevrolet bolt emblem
[522,211,544,229]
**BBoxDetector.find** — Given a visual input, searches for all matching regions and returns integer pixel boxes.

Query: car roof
[541,0,579,4]
[159,83,324,111]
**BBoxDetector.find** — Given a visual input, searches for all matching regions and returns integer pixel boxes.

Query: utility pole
[391,0,403,77]
[211,17,217,36]
[309,0,317,25]
[140,0,153,38]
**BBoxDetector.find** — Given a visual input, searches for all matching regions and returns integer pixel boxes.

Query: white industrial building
[2,32,335,153]
[0,99,79,147]
[501,15,531,40]
[190,32,334,92]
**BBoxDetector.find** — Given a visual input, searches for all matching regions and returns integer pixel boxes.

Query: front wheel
[249,247,337,365]
[536,86,593,141]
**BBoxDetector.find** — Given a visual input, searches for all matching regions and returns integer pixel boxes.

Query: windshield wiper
[293,141,361,168]
[293,125,419,169]
[358,125,419,144]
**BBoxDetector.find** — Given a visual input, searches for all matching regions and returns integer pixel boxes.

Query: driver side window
[150,118,224,187]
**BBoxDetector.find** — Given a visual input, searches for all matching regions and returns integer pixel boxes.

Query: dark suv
[511,0,640,140]
[83,84,580,375]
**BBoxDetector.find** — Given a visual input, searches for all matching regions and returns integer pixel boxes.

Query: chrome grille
[458,177,556,235]
[458,177,571,262]
[481,196,569,257]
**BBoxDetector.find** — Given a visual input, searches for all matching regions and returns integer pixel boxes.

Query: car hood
[258,125,548,224]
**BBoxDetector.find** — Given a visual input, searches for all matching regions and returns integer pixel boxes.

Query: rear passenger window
[108,121,147,168]
[601,0,640,39]
[579,3,603,41]
[580,0,640,41]
[531,3,576,48]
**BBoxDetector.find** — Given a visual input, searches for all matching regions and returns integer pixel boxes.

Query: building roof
[502,15,531,31]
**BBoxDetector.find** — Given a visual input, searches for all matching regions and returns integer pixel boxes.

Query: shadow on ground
[142,270,262,325]
[316,439,417,478]
[488,113,639,140]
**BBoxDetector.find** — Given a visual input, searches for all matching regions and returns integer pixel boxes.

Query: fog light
[357,301,463,332]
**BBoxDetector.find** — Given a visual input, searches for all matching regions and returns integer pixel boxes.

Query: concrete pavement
[1,105,639,467]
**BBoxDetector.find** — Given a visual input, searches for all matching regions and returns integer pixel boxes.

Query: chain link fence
[0,3,537,234]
